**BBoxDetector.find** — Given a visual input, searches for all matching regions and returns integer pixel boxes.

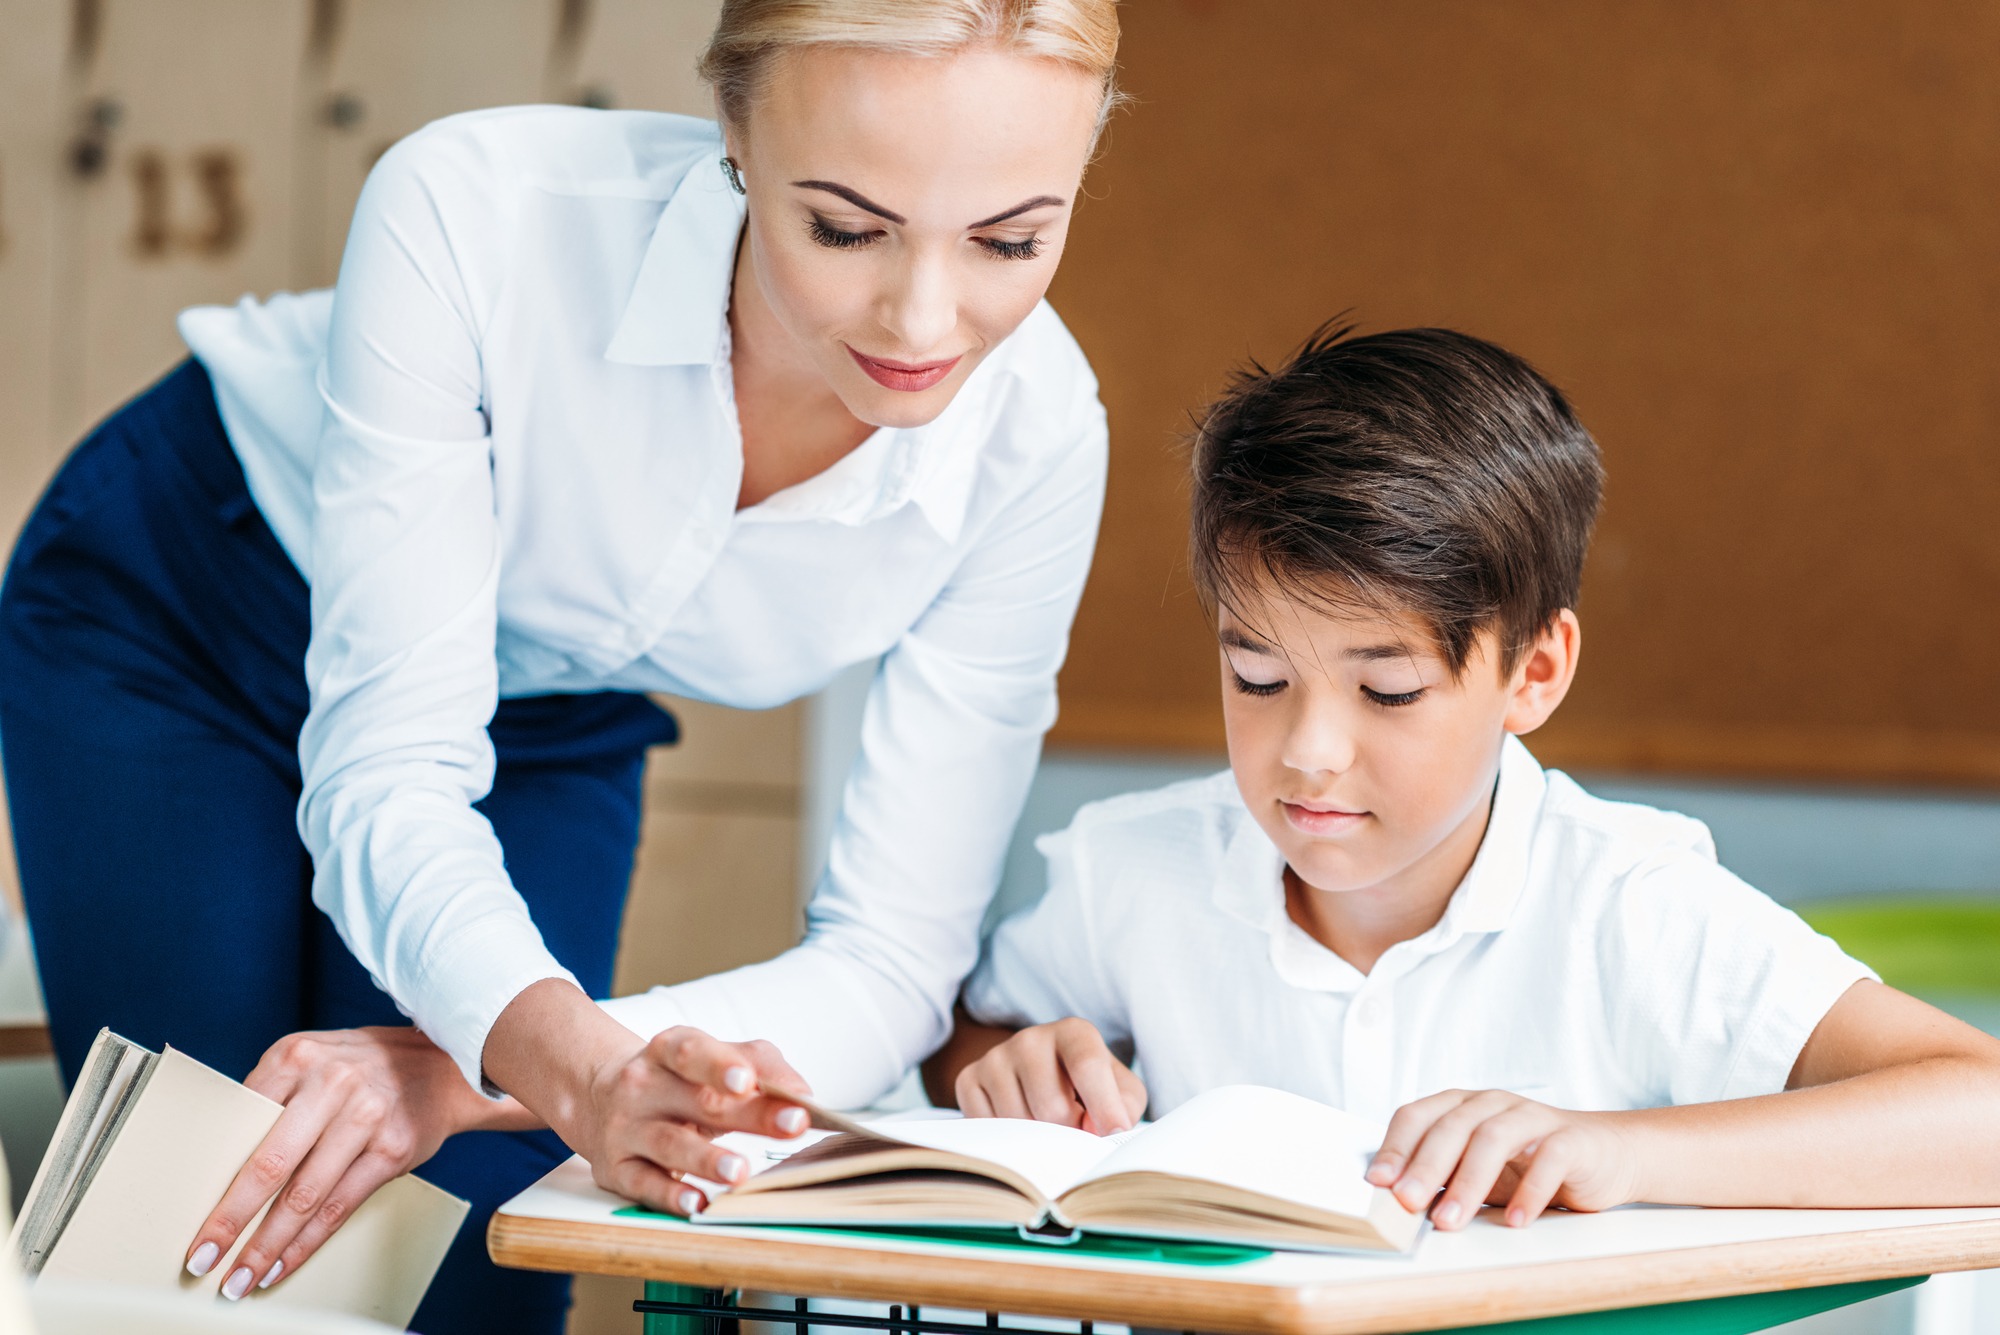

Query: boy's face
[1219,580,1578,904]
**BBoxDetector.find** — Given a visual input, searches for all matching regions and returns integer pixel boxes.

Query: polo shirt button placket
[1344,988,1393,1121]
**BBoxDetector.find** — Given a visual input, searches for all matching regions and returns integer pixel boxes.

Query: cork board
[1046,0,2000,786]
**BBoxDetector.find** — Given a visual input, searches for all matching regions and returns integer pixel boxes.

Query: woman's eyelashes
[804,213,1043,261]
[807,214,879,250]
[976,234,1043,261]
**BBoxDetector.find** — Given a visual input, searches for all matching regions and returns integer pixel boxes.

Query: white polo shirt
[177,107,1107,1101]
[963,738,1874,1127]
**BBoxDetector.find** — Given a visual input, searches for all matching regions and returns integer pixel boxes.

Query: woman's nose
[877,250,957,355]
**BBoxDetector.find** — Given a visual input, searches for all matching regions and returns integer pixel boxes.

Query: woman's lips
[1282,801,1369,837]
[848,347,961,392]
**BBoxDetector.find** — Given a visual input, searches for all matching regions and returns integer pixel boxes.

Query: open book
[9,1030,469,1327]
[697,1085,1425,1254]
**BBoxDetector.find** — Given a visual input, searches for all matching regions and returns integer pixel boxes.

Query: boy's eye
[977,235,1043,261]
[1231,670,1285,698]
[1362,685,1427,708]
[807,215,881,250]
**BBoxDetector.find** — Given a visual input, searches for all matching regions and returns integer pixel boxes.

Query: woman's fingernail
[1435,1200,1462,1228]
[186,1241,219,1278]
[258,1260,284,1289]
[222,1267,254,1301]
[718,1153,748,1182]
[678,1189,703,1215]
[776,1107,808,1134]
[724,1066,752,1094]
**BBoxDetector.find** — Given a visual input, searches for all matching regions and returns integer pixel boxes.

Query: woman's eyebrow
[792,180,905,224]
[968,195,1066,229]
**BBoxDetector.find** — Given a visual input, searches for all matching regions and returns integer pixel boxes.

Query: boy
[925,325,2000,1232]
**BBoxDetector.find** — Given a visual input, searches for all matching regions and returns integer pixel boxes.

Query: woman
[0,2,1120,1330]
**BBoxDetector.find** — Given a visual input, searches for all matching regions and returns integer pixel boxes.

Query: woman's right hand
[563,1024,814,1216]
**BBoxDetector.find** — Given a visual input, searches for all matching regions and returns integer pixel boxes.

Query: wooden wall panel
[559,0,721,116]
[301,0,562,286]
[57,0,311,443]
[1046,0,2000,787]
[0,0,67,550]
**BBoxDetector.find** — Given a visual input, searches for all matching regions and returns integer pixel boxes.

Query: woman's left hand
[185,1026,534,1300]
[1364,1089,1640,1230]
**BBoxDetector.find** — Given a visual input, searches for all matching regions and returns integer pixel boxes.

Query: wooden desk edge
[489,1212,2000,1335]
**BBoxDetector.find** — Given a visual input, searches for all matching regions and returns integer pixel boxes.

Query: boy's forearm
[921,1003,1018,1107]
[1616,1055,2000,1208]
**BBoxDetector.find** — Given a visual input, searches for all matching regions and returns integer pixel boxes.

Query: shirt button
[1357,998,1385,1026]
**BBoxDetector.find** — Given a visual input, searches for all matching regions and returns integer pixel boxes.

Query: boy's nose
[1281,709,1359,778]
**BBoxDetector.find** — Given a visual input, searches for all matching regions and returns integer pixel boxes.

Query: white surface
[183,104,1107,1100]
[501,1155,2000,1289]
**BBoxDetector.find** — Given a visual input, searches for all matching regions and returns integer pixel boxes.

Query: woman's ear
[1502,609,1581,736]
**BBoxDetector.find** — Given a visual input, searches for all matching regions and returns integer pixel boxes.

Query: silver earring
[720,156,745,195]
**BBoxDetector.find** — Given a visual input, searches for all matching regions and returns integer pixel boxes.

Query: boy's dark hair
[1189,323,1604,676]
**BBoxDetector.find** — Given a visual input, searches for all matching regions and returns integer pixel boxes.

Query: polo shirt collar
[604,149,744,369]
[1209,733,1548,945]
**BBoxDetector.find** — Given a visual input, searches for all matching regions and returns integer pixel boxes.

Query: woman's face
[728,44,1103,428]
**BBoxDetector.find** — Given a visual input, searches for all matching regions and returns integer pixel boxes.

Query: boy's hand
[1366,1089,1640,1229]
[956,1017,1147,1135]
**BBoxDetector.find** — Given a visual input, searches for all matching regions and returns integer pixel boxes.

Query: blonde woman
[0,2,1120,1329]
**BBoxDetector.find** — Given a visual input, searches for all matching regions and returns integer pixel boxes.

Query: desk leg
[641,1282,728,1335]
[1427,1275,1925,1333]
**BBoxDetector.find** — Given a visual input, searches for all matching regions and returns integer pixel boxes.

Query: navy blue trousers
[0,361,677,1334]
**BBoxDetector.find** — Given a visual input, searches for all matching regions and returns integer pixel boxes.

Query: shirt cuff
[416,926,582,1097]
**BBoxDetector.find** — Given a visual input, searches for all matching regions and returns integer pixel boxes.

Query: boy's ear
[1502,610,1581,737]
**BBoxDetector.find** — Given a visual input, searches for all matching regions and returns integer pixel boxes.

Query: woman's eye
[807,215,880,250]
[1362,686,1427,708]
[1231,670,1285,698]
[977,235,1043,261]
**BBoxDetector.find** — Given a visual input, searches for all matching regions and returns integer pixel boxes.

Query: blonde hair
[699,0,1123,139]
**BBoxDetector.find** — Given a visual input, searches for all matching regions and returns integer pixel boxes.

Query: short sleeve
[1597,853,1877,1105]
[962,820,1130,1048]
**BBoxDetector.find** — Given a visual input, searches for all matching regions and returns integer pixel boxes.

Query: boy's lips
[1282,800,1370,836]
[847,347,961,392]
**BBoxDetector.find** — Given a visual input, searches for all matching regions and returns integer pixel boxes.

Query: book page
[844,1114,1131,1201]
[1072,1086,1386,1218]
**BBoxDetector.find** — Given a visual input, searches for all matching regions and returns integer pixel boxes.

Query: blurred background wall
[0,2,1995,1332]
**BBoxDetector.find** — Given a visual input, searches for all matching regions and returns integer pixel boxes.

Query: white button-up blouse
[177,107,1108,1104]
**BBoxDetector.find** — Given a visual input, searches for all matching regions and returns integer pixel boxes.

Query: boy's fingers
[1114,1064,1149,1123]
[1431,1111,1543,1230]
[1064,1051,1136,1134]
[1396,1091,1513,1213]
[1370,1089,1469,1190]
[1017,1051,1084,1126]
[1503,1134,1576,1227]
[957,1072,995,1119]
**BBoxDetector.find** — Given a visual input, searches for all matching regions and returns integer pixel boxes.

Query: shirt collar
[1209,733,1548,947]
[604,145,744,369]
